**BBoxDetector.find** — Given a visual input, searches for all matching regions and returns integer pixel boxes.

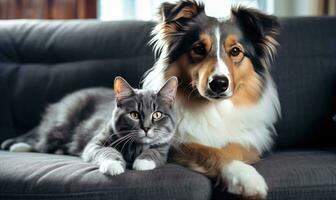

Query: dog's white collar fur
[175,77,280,154]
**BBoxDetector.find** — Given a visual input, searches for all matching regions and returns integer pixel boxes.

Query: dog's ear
[151,1,204,58]
[158,0,204,22]
[231,7,279,41]
[231,6,280,65]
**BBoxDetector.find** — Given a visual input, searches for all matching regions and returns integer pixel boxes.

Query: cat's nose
[143,127,150,133]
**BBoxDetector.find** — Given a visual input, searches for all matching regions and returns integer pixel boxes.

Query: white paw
[222,160,268,199]
[9,143,32,152]
[99,160,125,176]
[133,159,156,171]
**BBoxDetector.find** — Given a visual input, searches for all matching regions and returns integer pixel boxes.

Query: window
[98,0,274,21]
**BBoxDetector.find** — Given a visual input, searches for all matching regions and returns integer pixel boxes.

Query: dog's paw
[133,159,156,171]
[99,160,125,176]
[221,160,268,199]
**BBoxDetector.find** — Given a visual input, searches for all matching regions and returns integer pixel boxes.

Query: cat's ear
[114,76,135,102]
[158,76,178,104]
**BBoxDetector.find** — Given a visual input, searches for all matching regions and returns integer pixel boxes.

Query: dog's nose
[209,76,229,94]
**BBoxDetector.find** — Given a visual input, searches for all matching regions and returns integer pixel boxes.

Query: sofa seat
[213,150,336,200]
[257,150,336,200]
[1,150,335,200]
[0,151,212,200]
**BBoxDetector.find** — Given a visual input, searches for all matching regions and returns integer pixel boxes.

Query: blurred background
[0,0,335,20]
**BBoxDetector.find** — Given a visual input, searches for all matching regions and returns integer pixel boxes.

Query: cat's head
[111,76,178,145]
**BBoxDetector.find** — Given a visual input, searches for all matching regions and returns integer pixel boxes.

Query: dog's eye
[129,111,140,120]
[192,44,207,55]
[229,47,241,57]
[228,46,246,64]
[152,111,162,121]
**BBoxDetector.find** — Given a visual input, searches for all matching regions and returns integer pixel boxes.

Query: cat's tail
[1,128,38,152]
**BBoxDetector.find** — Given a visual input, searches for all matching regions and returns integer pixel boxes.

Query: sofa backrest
[0,20,155,141]
[273,17,336,149]
[0,18,335,150]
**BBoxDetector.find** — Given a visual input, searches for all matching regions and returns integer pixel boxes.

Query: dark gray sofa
[0,17,335,200]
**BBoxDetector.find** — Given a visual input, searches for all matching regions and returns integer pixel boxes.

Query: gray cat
[1,76,178,176]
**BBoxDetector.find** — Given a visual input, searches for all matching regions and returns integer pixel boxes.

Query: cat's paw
[133,159,156,171]
[9,142,33,152]
[99,160,125,176]
[221,160,268,199]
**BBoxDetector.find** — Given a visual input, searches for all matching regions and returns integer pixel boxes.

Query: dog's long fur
[143,1,280,199]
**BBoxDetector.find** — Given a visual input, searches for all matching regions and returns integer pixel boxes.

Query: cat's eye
[129,111,140,120]
[152,111,162,121]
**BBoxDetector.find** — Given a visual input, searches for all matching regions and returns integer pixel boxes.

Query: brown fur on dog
[173,143,260,178]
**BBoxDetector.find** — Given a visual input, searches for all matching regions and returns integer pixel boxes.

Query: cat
[1,76,178,176]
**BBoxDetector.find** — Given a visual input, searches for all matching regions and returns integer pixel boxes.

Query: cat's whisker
[103,130,138,146]
[110,138,129,148]
[102,133,118,146]
[120,136,134,153]
[102,130,133,146]
[109,133,135,147]
[113,134,135,147]
[111,134,134,147]
[115,130,139,134]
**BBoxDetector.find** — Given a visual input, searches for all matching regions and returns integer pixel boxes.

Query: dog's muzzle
[207,75,232,99]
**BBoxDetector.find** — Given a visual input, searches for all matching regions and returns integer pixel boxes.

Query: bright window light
[98,0,269,21]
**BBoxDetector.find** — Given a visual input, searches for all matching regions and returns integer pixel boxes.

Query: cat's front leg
[82,133,126,176]
[99,157,125,176]
[133,144,169,171]
[83,142,126,175]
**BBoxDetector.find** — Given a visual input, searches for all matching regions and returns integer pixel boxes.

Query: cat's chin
[138,137,153,144]
[136,137,161,145]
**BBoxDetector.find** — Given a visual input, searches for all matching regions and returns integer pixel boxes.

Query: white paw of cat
[133,159,156,171]
[9,142,33,152]
[222,160,268,199]
[99,160,125,176]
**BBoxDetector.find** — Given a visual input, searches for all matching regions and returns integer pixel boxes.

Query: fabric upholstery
[272,17,336,149]
[213,150,336,200]
[0,20,155,142]
[2,150,336,200]
[0,151,212,200]
[0,17,336,200]
[1,18,336,149]
[258,150,336,200]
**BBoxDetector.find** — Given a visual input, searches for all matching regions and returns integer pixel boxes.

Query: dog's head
[151,0,279,104]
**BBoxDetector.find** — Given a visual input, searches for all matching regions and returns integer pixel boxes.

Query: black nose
[143,127,150,133]
[209,76,229,94]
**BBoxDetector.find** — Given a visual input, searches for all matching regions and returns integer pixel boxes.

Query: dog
[143,0,280,199]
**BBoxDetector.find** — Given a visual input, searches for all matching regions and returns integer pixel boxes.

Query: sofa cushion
[272,17,336,149]
[0,20,155,63]
[0,151,212,200]
[212,150,336,200]
[0,20,156,144]
[1,18,336,150]
[0,56,153,143]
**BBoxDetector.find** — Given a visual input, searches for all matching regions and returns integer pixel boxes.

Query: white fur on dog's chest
[143,71,280,154]
[175,81,279,154]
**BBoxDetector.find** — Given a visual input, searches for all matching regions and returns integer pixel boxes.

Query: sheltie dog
[143,0,280,199]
